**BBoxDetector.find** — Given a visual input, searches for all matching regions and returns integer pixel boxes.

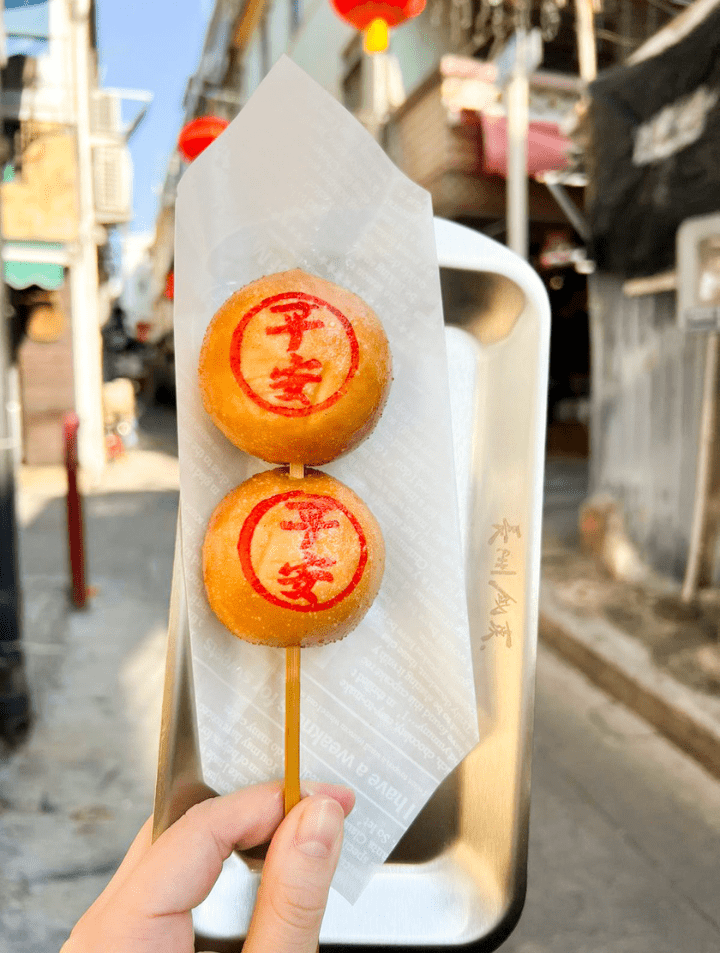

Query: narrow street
[518,456,720,951]
[508,646,720,953]
[1,413,719,951]
[1,0,717,949]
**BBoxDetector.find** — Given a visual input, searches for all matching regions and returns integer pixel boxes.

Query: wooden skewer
[284,651,318,953]
[284,645,302,815]
[285,461,304,816]
[286,463,324,948]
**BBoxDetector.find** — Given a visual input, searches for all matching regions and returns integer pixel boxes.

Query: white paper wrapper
[174,56,480,902]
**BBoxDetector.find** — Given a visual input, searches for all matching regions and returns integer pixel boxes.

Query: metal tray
[154,219,550,950]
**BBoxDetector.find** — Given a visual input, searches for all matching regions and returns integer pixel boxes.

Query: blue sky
[95,0,211,235]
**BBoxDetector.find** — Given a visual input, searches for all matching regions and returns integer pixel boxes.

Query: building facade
[154,0,703,581]
[1,0,132,473]
[586,0,720,588]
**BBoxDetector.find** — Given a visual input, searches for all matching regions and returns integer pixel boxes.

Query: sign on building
[589,3,720,279]
[678,212,720,332]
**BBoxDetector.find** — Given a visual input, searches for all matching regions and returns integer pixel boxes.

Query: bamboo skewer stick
[285,461,305,816]
[284,645,302,815]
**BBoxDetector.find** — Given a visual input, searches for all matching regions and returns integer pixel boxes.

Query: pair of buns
[199,270,391,647]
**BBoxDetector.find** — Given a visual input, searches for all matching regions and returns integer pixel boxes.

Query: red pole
[63,413,87,608]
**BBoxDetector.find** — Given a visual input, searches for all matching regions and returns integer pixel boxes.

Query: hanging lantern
[164,270,174,300]
[330,0,426,53]
[177,116,229,163]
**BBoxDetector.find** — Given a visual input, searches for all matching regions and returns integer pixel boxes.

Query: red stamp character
[277,554,337,606]
[265,299,325,352]
[237,490,368,612]
[269,354,323,407]
[229,291,359,418]
[280,498,340,549]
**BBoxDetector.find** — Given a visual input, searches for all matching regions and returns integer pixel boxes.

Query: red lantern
[330,0,425,51]
[177,116,229,163]
[164,270,174,300]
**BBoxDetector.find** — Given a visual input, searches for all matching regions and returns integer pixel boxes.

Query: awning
[3,241,66,290]
[479,115,571,177]
[439,56,576,178]
[5,260,64,290]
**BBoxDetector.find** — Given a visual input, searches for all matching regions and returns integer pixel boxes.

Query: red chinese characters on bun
[203,468,385,648]
[198,270,392,465]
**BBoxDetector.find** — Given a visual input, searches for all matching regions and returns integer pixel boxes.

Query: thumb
[243,795,345,953]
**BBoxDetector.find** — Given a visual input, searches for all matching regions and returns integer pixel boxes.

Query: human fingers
[301,780,355,814]
[243,794,349,953]
[124,782,352,918]
[127,781,285,917]
[103,782,217,904]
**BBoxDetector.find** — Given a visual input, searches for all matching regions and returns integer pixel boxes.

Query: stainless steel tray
[154,220,550,950]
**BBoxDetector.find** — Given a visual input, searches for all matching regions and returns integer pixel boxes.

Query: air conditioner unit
[92,143,132,224]
[91,90,122,136]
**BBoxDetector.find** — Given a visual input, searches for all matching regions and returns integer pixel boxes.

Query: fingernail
[302,781,353,801]
[295,797,344,858]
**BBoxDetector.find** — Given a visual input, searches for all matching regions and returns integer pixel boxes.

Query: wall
[238,0,442,105]
[287,1,355,98]
[1,131,79,241]
[589,273,708,578]
[14,0,76,125]
[17,283,75,465]
[387,6,452,93]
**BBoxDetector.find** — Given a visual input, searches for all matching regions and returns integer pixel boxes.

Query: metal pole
[360,50,386,142]
[574,0,597,84]
[0,21,31,744]
[682,331,719,602]
[64,413,87,608]
[506,30,529,259]
[70,0,105,482]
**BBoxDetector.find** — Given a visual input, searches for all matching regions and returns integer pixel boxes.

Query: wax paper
[173,56,480,902]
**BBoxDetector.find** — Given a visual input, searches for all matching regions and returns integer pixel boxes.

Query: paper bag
[174,56,480,902]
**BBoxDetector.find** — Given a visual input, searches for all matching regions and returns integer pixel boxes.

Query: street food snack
[198,269,392,465]
[203,467,385,648]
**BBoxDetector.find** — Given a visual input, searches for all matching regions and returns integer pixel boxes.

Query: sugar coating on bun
[198,270,392,465]
[203,468,385,648]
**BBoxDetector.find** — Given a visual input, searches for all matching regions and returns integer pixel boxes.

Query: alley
[507,646,720,953]
[0,417,719,951]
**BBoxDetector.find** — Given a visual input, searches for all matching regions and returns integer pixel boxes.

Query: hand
[62,781,354,953]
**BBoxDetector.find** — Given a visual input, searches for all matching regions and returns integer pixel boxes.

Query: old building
[153,0,701,579]
[587,0,720,588]
[1,0,132,473]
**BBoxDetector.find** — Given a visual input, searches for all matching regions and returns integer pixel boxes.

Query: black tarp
[588,5,720,278]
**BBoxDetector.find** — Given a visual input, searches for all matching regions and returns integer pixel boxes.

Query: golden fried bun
[203,468,385,647]
[198,270,392,465]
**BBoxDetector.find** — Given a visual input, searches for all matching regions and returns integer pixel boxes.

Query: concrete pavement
[541,579,720,781]
[0,414,179,952]
[542,457,720,783]
[506,647,720,953]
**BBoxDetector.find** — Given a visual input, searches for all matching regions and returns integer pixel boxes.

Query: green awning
[4,260,65,291]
